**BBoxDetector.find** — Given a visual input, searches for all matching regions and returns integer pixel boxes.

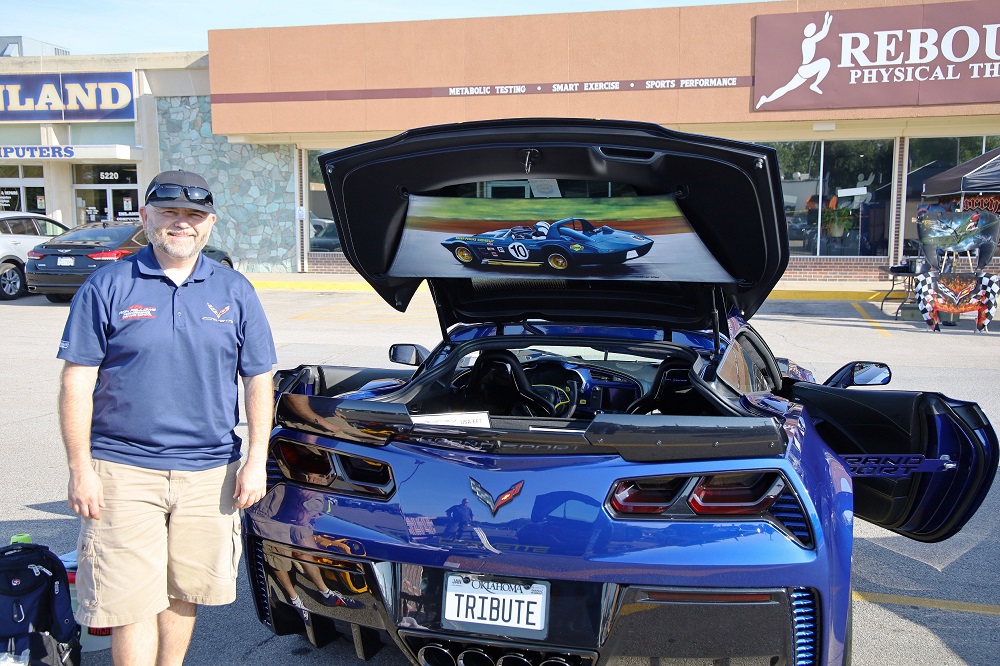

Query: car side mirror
[389,343,429,366]
[823,361,891,388]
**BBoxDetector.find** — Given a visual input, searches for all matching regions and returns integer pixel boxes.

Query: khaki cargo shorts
[75,459,241,628]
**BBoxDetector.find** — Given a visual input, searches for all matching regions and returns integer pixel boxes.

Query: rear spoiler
[275,393,786,462]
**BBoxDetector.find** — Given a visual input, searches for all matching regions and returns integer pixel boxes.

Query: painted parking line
[854,590,1000,616]
[850,302,892,338]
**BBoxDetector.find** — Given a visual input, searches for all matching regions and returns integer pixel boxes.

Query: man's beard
[148,226,209,260]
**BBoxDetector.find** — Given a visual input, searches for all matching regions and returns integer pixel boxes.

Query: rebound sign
[0,72,135,122]
[753,0,1000,111]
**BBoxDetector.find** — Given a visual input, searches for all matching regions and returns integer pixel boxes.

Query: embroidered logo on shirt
[59,340,69,349]
[119,304,157,320]
[203,302,234,324]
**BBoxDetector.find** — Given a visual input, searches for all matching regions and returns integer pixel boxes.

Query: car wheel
[453,245,475,264]
[45,294,74,304]
[545,251,570,271]
[0,262,27,300]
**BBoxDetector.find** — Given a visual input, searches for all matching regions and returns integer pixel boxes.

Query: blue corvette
[245,119,998,666]
[441,218,653,271]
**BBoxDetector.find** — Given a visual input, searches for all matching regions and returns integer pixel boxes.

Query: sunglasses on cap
[145,184,214,207]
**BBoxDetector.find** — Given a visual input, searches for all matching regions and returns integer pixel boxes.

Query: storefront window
[0,164,45,213]
[761,139,892,257]
[819,140,893,257]
[72,164,138,185]
[307,150,340,251]
[761,141,821,256]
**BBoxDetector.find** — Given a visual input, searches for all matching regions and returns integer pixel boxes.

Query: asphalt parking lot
[2,286,998,665]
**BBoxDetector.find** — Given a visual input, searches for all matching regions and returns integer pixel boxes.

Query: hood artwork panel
[388,194,735,283]
[917,210,999,271]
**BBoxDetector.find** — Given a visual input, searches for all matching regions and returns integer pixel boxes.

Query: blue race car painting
[441,218,653,270]
[245,119,998,666]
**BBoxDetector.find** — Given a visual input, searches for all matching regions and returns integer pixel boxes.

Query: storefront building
[204,0,999,279]
[0,53,296,272]
[3,0,998,279]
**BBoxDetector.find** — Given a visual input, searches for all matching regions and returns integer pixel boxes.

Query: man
[58,170,276,666]
[444,498,475,538]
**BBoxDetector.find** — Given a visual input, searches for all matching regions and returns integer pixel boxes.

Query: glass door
[73,164,138,226]
[111,188,141,223]
[76,189,110,225]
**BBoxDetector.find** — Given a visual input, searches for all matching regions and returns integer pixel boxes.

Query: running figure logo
[756,12,833,109]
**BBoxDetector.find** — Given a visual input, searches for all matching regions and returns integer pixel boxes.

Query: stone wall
[157,95,296,272]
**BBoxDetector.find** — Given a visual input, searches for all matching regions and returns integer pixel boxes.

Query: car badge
[469,477,523,516]
[58,249,72,253]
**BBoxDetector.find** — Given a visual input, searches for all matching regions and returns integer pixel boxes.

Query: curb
[769,289,887,302]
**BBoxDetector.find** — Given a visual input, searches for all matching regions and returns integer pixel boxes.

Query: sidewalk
[244,272,892,302]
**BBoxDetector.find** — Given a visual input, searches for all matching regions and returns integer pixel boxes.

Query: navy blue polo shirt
[57,245,277,471]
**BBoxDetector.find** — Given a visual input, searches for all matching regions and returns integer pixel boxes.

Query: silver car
[0,212,69,300]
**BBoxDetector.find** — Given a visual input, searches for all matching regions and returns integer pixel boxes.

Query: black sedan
[309,222,342,252]
[26,222,234,303]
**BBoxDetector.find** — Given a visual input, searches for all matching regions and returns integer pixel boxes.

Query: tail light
[270,438,396,498]
[608,471,790,518]
[274,440,337,486]
[88,249,132,261]
[610,477,686,514]
[688,471,785,515]
[338,454,392,485]
[27,250,45,259]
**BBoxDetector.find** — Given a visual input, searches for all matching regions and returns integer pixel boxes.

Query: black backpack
[0,543,80,666]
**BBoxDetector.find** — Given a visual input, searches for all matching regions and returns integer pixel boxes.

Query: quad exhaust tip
[497,654,533,666]
[418,642,581,666]
[419,644,457,666]
[458,648,495,666]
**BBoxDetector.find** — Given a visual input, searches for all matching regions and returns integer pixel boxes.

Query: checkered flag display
[914,272,998,332]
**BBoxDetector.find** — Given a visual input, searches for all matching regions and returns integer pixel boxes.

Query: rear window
[56,226,139,244]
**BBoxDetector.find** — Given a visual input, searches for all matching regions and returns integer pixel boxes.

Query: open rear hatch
[318,118,787,331]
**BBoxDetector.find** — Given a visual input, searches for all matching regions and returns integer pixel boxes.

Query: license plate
[443,573,548,636]
[57,257,75,266]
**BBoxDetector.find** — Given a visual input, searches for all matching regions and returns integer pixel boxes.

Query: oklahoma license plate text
[444,574,548,632]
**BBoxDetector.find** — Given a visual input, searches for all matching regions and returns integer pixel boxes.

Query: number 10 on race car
[508,242,529,260]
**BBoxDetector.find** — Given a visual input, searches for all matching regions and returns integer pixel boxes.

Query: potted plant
[822,207,855,238]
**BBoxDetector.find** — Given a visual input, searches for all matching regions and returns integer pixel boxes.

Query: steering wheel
[532,380,578,418]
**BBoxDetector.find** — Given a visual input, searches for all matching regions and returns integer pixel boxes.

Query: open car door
[791,383,998,542]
